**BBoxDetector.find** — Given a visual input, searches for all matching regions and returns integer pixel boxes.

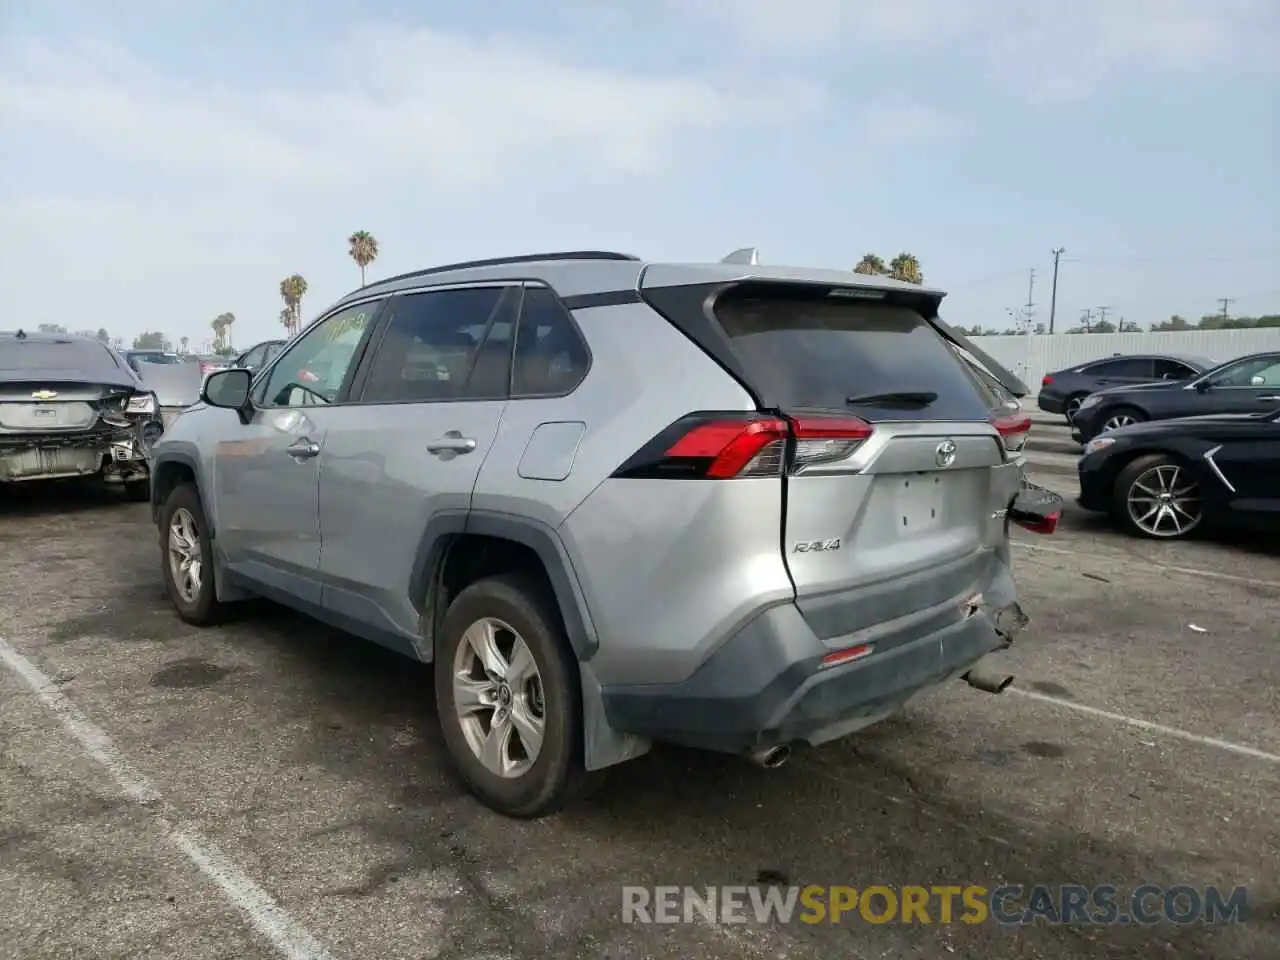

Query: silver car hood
[135,361,204,408]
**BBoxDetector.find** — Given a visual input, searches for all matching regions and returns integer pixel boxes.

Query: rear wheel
[123,478,150,502]
[160,483,228,624]
[434,573,598,818]
[1064,393,1088,421]
[1101,406,1146,433]
[1112,454,1204,540]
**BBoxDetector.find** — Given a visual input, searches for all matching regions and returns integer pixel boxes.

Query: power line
[1218,297,1235,322]
[1095,306,1111,328]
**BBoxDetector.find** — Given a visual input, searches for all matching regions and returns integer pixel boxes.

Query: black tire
[1110,454,1204,541]
[123,478,151,502]
[434,573,600,818]
[159,482,228,624]
[1063,393,1088,421]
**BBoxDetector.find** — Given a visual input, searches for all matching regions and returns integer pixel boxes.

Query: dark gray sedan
[1037,353,1213,420]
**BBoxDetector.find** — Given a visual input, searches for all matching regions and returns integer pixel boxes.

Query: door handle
[427,430,477,456]
[285,437,321,460]
[1258,395,1280,402]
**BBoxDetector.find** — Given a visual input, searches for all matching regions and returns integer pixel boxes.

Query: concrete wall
[974,329,1280,397]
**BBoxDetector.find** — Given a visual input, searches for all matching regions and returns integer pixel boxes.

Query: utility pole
[1218,297,1234,323]
[1095,305,1111,328]
[1024,268,1036,329]
[1048,247,1064,334]
[1079,309,1092,333]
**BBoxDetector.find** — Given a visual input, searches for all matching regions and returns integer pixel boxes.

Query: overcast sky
[2,0,1277,348]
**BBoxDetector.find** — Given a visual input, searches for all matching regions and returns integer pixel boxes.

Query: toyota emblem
[935,439,958,468]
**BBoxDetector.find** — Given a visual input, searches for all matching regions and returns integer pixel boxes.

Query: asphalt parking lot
[1,471,1277,960]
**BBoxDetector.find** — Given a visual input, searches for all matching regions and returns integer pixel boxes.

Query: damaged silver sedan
[0,330,167,499]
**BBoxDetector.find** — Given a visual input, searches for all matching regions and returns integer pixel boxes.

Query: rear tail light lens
[1016,511,1060,535]
[993,412,1031,455]
[612,412,874,480]
[789,415,874,469]
[664,418,789,478]
[1041,374,1053,387]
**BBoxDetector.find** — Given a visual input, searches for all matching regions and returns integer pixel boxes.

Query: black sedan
[1077,409,1280,540]
[1037,353,1211,420]
[1070,351,1280,443]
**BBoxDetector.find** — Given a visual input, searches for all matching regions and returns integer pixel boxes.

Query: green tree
[853,254,887,276]
[1152,314,1191,331]
[280,274,308,336]
[37,323,68,333]
[96,328,110,342]
[179,336,190,354]
[888,253,923,284]
[348,230,379,286]
[133,331,166,349]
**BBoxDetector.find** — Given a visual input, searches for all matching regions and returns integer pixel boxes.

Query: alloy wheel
[1126,464,1202,538]
[1103,412,1139,432]
[452,617,546,778]
[167,507,203,602]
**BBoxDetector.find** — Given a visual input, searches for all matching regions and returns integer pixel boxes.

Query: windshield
[0,338,122,373]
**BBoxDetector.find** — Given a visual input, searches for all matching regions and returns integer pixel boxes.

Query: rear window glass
[713,293,993,421]
[0,338,121,373]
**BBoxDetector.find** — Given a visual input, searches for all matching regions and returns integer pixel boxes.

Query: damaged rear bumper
[601,555,1031,757]
[0,419,160,483]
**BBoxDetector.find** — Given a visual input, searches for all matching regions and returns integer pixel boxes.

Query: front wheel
[1112,454,1204,540]
[160,483,228,624]
[1100,406,1146,433]
[434,573,598,818]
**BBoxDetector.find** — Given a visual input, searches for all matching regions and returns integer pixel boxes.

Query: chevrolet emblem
[31,390,58,400]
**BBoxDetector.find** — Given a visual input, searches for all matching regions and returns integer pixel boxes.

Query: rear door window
[1153,359,1197,380]
[1087,358,1153,378]
[358,286,519,403]
[713,291,992,422]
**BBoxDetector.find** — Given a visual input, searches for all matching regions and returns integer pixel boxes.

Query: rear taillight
[993,412,1031,456]
[1041,374,1053,388]
[1016,511,1060,535]
[612,412,874,479]
[789,415,874,469]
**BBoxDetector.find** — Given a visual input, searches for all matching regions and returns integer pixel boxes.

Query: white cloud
[688,0,1279,96]
[0,27,770,191]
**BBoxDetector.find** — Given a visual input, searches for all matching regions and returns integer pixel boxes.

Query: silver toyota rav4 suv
[150,250,1058,818]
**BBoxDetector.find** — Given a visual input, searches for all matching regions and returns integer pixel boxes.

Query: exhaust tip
[963,669,1016,694]
[749,745,791,769]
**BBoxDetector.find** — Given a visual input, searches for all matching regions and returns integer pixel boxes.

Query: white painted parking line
[1013,540,1280,590]
[1008,687,1280,764]
[0,636,338,960]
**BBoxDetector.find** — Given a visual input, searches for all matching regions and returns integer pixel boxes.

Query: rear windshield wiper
[845,391,938,407]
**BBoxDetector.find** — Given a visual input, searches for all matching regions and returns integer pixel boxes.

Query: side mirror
[1194,379,1212,393]
[202,368,253,423]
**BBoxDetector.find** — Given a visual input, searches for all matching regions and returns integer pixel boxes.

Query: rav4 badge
[793,538,842,553]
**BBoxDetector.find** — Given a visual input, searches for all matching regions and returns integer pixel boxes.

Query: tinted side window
[237,345,265,368]
[360,287,518,403]
[512,286,591,398]
[1153,359,1195,380]
[1214,356,1280,387]
[256,303,379,407]
[1087,358,1153,378]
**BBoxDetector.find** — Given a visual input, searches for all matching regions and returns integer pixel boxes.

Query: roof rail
[720,247,760,265]
[368,250,640,289]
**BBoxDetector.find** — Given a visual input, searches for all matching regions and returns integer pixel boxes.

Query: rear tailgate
[643,277,1028,647]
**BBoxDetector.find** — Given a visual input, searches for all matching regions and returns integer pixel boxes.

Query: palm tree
[218,311,236,349]
[348,231,379,286]
[279,308,293,335]
[179,336,189,354]
[211,316,226,351]
[888,253,923,284]
[279,274,308,336]
[853,254,887,276]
